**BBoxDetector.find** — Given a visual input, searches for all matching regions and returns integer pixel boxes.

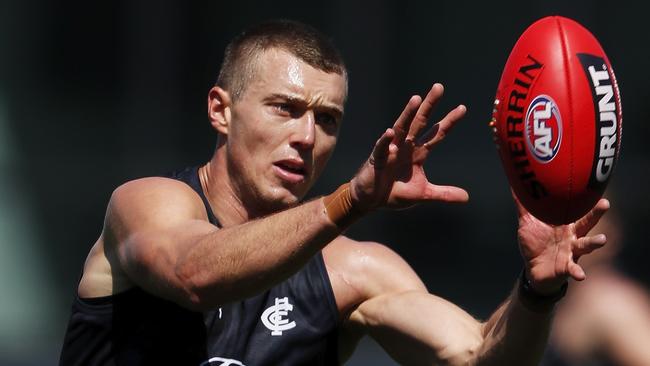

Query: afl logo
[524,95,562,163]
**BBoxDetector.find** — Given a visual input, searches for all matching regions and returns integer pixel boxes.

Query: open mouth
[275,162,306,175]
[273,159,308,183]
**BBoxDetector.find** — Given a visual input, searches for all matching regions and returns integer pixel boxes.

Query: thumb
[568,261,586,281]
[424,184,469,203]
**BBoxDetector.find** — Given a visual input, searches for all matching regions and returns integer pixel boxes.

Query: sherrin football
[491,16,622,225]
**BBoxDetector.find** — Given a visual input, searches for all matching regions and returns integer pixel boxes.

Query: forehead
[246,48,347,109]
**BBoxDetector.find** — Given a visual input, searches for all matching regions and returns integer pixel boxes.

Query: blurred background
[1,0,648,365]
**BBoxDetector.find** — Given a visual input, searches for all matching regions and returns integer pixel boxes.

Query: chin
[269,185,307,208]
[278,189,304,206]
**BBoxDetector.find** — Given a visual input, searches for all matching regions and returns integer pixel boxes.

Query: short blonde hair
[216,19,347,102]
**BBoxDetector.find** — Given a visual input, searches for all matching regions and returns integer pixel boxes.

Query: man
[60,20,610,365]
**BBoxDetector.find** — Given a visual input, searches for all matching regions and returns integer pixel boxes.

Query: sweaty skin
[78,48,609,365]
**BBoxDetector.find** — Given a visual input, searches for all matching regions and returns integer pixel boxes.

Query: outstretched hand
[516,195,610,294]
[350,83,469,211]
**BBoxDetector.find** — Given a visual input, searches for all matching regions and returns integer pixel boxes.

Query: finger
[393,95,422,145]
[369,128,395,169]
[573,234,607,258]
[422,104,467,149]
[407,83,444,141]
[568,261,586,281]
[423,183,469,203]
[575,198,610,237]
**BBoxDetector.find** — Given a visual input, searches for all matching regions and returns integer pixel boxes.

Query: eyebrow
[264,93,344,119]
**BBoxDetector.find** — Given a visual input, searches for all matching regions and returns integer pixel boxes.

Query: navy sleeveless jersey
[60,167,340,366]
[174,166,341,366]
[59,287,208,365]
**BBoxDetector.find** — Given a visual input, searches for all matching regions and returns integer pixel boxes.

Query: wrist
[517,270,568,313]
[323,183,365,229]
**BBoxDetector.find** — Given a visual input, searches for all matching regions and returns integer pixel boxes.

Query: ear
[207,86,232,135]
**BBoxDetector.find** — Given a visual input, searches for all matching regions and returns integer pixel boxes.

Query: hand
[515,194,610,294]
[349,83,469,211]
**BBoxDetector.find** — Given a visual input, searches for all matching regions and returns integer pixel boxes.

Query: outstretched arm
[99,84,468,311]
[344,198,609,366]
[467,196,610,365]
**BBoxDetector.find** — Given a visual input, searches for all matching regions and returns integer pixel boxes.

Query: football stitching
[556,16,574,224]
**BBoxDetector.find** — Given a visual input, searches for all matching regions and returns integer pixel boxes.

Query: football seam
[556,16,573,224]
[609,63,624,171]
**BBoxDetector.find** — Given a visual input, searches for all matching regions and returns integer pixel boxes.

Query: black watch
[517,270,568,313]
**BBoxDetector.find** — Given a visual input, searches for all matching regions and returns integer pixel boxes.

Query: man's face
[225,48,347,210]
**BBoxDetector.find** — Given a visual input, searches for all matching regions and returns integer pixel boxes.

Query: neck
[199,149,273,227]
[198,153,250,227]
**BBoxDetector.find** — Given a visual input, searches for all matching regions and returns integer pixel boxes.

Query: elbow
[174,262,221,312]
[178,292,208,312]
[174,258,243,311]
[175,280,216,312]
[177,279,209,312]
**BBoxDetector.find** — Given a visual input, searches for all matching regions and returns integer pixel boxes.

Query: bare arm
[106,178,340,310]
[339,200,610,365]
[339,246,552,366]
[465,196,610,365]
[325,80,611,364]
[105,83,468,311]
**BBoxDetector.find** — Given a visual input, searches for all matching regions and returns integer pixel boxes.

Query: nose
[289,111,316,150]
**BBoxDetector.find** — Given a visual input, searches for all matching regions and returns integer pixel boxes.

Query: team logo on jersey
[200,356,246,366]
[261,297,296,336]
[524,95,562,163]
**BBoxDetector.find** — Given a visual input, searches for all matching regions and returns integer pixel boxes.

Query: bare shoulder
[325,237,449,363]
[79,177,209,297]
[107,177,208,234]
[322,236,426,316]
[105,176,212,264]
[111,177,207,218]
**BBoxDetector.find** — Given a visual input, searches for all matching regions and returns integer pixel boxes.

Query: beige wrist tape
[323,183,362,228]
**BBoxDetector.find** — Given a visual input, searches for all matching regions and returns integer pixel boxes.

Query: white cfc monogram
[261,297,296,336]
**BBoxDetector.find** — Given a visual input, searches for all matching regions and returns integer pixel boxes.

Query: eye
[316,112,338,127]
[273,103,294,115]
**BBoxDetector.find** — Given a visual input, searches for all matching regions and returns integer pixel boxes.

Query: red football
[491,16,622,225]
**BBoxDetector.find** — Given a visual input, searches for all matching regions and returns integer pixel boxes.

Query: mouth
[273,159,308,184]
